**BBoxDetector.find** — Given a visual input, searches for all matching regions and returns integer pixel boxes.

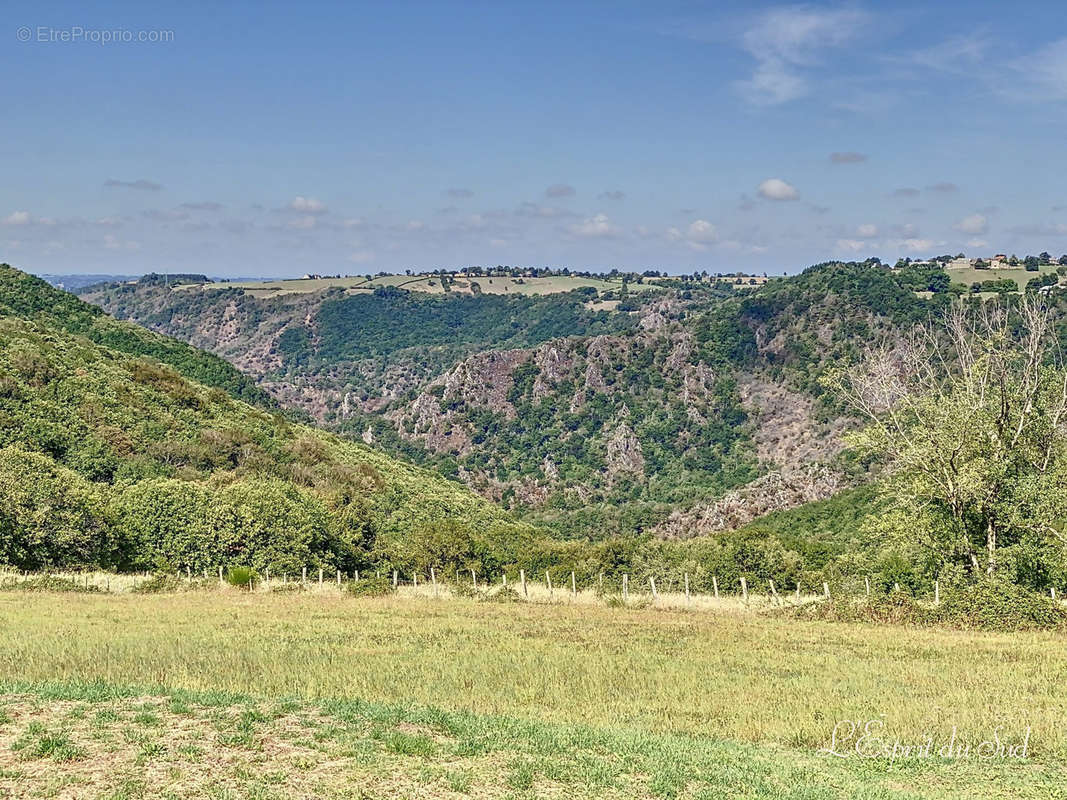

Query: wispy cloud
[735,6,869,105]
[545,183,576,198]
[829,151,867,164]
[104,178,163,191]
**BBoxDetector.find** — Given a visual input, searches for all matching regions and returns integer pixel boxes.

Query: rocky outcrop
[653,464,843,539]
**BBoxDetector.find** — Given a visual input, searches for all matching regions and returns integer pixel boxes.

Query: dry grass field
[0,588,1064,798]
[172,273,663,299]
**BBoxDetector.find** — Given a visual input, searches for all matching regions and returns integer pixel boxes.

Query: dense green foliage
[303,288,635,364]
[0,276,534,572]
[0,265,271,406]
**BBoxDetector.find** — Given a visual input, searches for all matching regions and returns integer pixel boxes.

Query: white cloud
[757,178,799,201]
[666,219,719,251]
[2,211,31,226]
[836,239,867,253]
[687,219,718,243]
[736,6,868,105]
[898,238,937,253]
[856,223,879,238]
[967,239,989,249]
[569,213,620,238]
[955,214,989,235]
[288,196,327,214]
[545,183,576,198]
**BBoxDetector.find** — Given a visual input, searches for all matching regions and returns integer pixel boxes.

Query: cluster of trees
[0,265,271,406]
[833,296,1067,589]
[0,283,532,572]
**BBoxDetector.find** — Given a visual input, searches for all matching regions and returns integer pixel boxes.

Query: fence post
[740,577,748,603]
[935,580,940,605]
[769,579,779,605]
[650,576,658,599]
[354,570,359,582]
[336,569,341,587]
[219,566,224,585]
[623,574,629,602]
[865,576,871,597]
[546,571,553,597]
[571,571,576,598]
[823,581,831,600]
[520,569,527,598]
[1052,586,1057,600]
[302,567,307,585]
[503,573,508,588]
[413,572,418,589]
[318,568,323,587]
[598,572,603,591]
[712,575,719,599]
[393,570,398,590]
[795,582,800,603]
[265,567,270,585]
[431,567,437,597]
[684,573,690,604]
[470,567,476,586]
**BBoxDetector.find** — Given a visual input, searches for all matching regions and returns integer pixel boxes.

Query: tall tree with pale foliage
[831,296,1067,584]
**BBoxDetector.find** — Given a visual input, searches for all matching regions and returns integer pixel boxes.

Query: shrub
[225,566,258,589]
[133,573,213,594]
[345,575,393,597]
[0,575,105,594]
[933,580,1067,631]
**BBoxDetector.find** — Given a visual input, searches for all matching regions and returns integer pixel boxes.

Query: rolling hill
[79,259,962,538]
[0,263,534,573]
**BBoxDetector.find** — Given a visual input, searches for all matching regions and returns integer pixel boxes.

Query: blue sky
[4,0,1067,277]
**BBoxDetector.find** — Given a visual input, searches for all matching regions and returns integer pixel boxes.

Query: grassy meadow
[0,589,1064,798]
[176,273,665,299]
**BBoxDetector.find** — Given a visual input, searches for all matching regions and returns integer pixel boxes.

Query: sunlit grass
[0,590,1063,766]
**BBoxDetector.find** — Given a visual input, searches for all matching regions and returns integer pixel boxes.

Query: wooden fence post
[470,567,476,586]
[302,567,307,585]
[684,573,690,604]
[1052,587,1058,601]
[712,575,719,599]
[219,566,224,585]
[546,571,553,597]
[935,580,940,605]
[413,572,418,589]
[769,579,779,605]
[865,576,871,597]
[649,576,658,599]
[431,567,437,597]
[336,569,341,587]
[393,570,398,590]
[623,574,629,602]
[318,568,323,587]
[740,577,748,603]
[823,581,831,599]
[571,571,577,598]
[598,572,603,591]
[520,569,527,597]
[354,570,359,582]
[795,582,800,603]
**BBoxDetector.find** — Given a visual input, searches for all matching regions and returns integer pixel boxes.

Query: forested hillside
[0,265,535,572]
[0,266,272,406]
[81,260,945,537]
